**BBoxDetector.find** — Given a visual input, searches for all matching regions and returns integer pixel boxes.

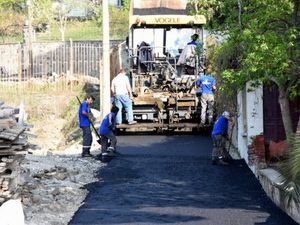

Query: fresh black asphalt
[69,135,298,225]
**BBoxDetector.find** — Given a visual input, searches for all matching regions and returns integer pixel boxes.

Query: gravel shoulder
[20,142,104,225]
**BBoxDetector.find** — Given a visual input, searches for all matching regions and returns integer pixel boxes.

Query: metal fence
[0,41,104,83]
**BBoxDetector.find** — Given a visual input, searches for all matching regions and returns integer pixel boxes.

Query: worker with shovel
[78,95,96,157]
[99,105,119,160]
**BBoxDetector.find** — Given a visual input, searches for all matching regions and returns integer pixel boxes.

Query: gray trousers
[212,134,226,160]
[101,132,117,152]
[82,126,92,155]
[200,94,214,124]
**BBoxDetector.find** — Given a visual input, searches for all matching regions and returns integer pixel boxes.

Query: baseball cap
[222,111,230,119]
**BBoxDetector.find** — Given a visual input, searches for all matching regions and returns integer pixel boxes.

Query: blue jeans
[114,95,134,124]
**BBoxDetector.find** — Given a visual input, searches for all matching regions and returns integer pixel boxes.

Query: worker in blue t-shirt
[78,95,95,157]
[99,105,119,156]
[211,111,231,165]
[196,66,216,125]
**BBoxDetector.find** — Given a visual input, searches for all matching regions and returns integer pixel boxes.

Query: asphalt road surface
[70,135,298,225]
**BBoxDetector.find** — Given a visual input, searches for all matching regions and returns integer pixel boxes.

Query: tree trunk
[59,16,66,42]
[61,29,65,42]
[194,2,198,13]
[237,0,242,29]
[278,88,294,139]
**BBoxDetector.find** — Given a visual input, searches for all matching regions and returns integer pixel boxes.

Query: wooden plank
[0,126,25,141]
[0,133,16,141]
[11,145,23,150]
[5,126,25,135]
[12,139,28,146]
[0,151,15,156]
[0,119,16,130]
[0,144,11,149]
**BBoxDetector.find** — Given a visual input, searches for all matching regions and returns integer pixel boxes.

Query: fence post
[70,39,74,76]
[18,44,22,91]
[69,39,74,90]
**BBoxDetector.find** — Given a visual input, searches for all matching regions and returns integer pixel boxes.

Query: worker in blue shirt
[196,66,216,125]
[99,105,119,157]
[211,111,231,165]
[78,95,95,157]
[187,34,199,46]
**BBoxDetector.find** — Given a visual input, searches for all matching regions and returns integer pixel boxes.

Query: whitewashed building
[110,0,123,7]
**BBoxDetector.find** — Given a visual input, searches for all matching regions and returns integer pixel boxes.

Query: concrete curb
[259,168,300,224]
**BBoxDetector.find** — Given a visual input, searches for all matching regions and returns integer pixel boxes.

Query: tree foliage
[190,0,300,137]
[122,0,131,12]
[0,0,23,12]
[0,0,24,42]
[279,117,300,204]
[32,0,54,29]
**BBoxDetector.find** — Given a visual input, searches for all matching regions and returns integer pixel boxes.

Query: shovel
[76,96,102,145]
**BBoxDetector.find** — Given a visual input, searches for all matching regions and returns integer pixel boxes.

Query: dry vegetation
[0,81,88,152]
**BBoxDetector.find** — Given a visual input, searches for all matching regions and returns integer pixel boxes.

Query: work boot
[106,147,117,157]
[101,152,111,162]
[81,152,93,158]
[128,120,137,125]
[218,159,229,166]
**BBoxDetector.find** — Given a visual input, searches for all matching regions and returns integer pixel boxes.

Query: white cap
[222,111,230,119]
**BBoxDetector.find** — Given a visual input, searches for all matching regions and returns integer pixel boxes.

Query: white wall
[110,0,122,6]
[237,82,264,173]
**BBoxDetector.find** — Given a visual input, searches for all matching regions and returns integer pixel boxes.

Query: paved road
[70,135,298,225]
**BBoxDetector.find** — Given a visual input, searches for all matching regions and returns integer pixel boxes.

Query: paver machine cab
[118,0,207,132]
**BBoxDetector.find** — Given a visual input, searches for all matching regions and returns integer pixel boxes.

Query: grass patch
[36,20,102,41]
[36,19,128,42]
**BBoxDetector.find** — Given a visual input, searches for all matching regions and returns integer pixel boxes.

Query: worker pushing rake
[211,111,234,165]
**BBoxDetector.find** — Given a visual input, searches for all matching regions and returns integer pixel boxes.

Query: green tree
[122,0,131,12]
[192,0,300,139]
[0,0,24,42]
[0,0,23,11]
[32,0,54,31]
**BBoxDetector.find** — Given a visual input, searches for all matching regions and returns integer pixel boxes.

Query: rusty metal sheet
[176,101,195,107]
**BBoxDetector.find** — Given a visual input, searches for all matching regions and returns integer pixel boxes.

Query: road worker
[99,105,119,157]
[211,111,231,165]
[196,66,216,125]
[111,68,137,125]
[78,95,95,157]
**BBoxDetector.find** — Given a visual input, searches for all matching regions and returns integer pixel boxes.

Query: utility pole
[26,0,33,78]
[101,0,111,120]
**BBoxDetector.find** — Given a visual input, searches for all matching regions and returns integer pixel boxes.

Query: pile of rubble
[19,153,103,225]
[0,101,27,205]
